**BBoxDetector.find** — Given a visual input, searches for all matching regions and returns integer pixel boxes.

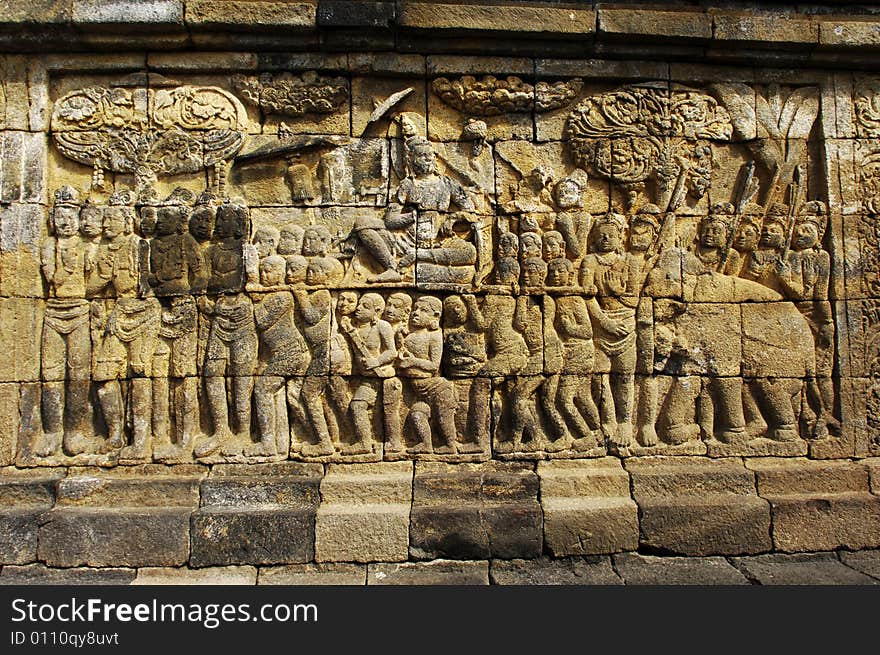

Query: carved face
[215,204,246,239]
[547,259,571,286]
[522,257,547,287]
[253,228,279,259]
[629,221,656,252]
[554,180,581,210]
[306,259,331,286]
[410,298,439,330]
[52,205,80,238]
[498,233,519,258]
[278,226,304,256]
[259,258,285,287]
[520,232,542,259]
[543,232,565,261]
[594,223,622,253]
[103,207,128,239]
[337,292,358,316]
[384,295,412,324]
[411,147,437,177]
[700,220,727,249]
[189,206,215,242]
[734,223,759,252]
[354,295,381,323]
[793,223,819,250]
[443,295,467,326]
[285,255,308,285]
[155,206,183,237]
[139,207,157,237]
[760,222,785,249]
[79,205,103,238]
[302,227,331,257]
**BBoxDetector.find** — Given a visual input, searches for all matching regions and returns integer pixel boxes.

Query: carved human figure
[250,255,310,457]
[578,212,638,449]
[350,136,474,283]
[740,203,788,292]
[302,225,344,286]
[548,257,603,451]
[292,261,337,457]
[246,225,280,290]
[732,204,763,275]
[79,199,104,283]
[340,293,397,454]
[403,214,479,285]
[381,292,412,453]
[90,193,159,458]
[779,200,837,438]
[326,291,357,444]
[442,294,489,453]
[197,290,258,458]
[149,196,205,297]
[36,186,93,457]
[494,231,521,288]
[207,198,248,294]
[465,294,528,378]
[397,296,458,454]
[551,170,592,260]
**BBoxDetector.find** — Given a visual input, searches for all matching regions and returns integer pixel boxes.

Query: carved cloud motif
[51,85,248,179]
[431,75,583,116]
[232,71,349,117]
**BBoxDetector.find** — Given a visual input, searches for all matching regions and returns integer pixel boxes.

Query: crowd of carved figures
[19,74,844,462]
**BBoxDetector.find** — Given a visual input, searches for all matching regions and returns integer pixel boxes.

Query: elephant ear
[777,87,820,140]
[707,82,757,141]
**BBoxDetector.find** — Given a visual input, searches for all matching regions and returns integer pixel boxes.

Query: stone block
[191,463,322,566]
[819,20,880,48]
[839,549,880,580]
[39,508,191,567]
[731,552,878,585]
[0,0,72,23]
[185,1,316,29]
[259,563,366,585]
[410,462,542,560]
[713,13,818,45]
[864,458,880,494]
[57,465,205,507]
[133,566,257,585]
[0,564,135,585]
[317,1,394,28]
[147,52,258,72]
[0,510,44,565]
[599,7,712,40]
[490,556,622,585]
[612,553,750,585]
[747,458,871,496]
[538,459,639,556]
[398,2,594,34]
[0,469,61,565]
[628,457,772,555]
[368,559,489,585]
[0,386,19,466]
[72,0,183,25]
[315,462,412,563]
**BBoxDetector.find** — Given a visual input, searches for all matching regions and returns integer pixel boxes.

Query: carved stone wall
[3,2,880,572]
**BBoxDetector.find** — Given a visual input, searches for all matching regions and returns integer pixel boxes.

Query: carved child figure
[302,225,344,286]
[397,296,458,454]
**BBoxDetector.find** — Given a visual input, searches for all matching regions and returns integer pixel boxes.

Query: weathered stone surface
[368,559,489,585]
[490,556,622,585]
[613,553,751,585]
[0,511,44,565]
[39,508,191,567]
[191,463,322,566]
[259,562,366,585]
[410,462,542,560]
[628,458,772,556]
[538,459,638,556]
[72,1,183,25]
[713,13,818,45]
[730,552,878,585]
[749,458,880,552]
[315,462,412,563]
[599,8,712,40]
[185,1,315,28]
[0,564,135,585]
[0,469,61,565]
[57,465,205,507]
[399,3,595,34]
[133,565,257,585]
[838,549,880,580]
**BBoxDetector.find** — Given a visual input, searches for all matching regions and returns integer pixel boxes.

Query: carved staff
[781,164,806,260]
[665,157,691,214]
[719,160,758,271]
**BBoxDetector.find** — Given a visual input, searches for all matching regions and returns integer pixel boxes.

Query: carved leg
[407,402,433,454]
[120,378,152,460]
[510,376,542,450]
[754,378,801,442]
[663,376,701,445]
[64,323,93,455]
[609,372,634,449]
[382,377,404,452]
[37,381,64,457]
[432,380,458,455]
[559,375,592,443]
[743,380,768,437]
[300,376,334,457]
[345,399,373,455]
[225,374,254,456]
[712,377,748,444]
[327,375,352,445]
[97,380,125,453]
[458,378,490,454]
[249,375,281,457]
[636,375,659,447]
[195,370,229,458]
[540,374,569,449]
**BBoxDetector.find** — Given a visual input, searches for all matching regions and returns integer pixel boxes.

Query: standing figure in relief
[79,199,104,285]
[189,192,216,368]
[578,212,638,449]
[442,294,490,453]
[340,293,397,454]
[293,260,336,457]
[36,186,92,456]
[148,193,203,462]
[350,136,474,283]
[779,201,838,438]
[381,292,412,453]
[740,203,788,292]
[327,291,357,444]
[464,294,528,378]
[549,257,603,451]
[197,198,256,458]
[250,255,309,457]
[90,192,159,458]
[397,296,458,454]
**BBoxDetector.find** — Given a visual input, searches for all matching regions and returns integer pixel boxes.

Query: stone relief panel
[3,61,853,466]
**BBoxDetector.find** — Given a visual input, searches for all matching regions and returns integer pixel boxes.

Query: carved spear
[781,164,806,260]
[718,159,758,271]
